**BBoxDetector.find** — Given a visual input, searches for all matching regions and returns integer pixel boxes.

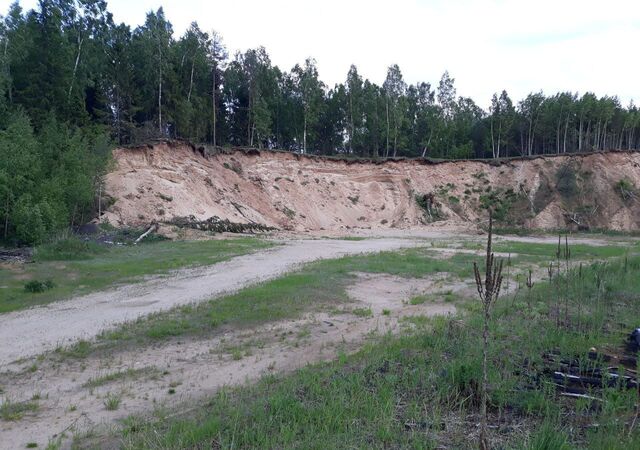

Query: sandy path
[0,238,425,366]
[0,273,458,449]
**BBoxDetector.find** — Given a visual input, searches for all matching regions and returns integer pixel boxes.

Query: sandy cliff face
[103,141,640,232]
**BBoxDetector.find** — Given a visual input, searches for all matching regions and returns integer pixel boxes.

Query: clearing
[0,232,635,449]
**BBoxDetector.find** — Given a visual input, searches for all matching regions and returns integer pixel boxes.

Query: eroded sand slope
[104,142,640,231]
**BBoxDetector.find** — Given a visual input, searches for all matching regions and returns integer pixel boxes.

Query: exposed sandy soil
[104,142,640,232]
[0,272,459,449]
[0,238,433,366]
[0,232,630,448]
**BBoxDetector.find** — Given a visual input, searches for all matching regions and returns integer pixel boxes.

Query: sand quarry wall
[103,141,640,232]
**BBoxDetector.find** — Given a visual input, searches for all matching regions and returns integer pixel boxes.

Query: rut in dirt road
[0,238,422,365]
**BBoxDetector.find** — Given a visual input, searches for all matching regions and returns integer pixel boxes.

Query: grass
[0,399,39,421]
[79,241,637,449]
[455,239,632,268]
[103,393,121,411]
[0,237,274,313]
[83,367,161,388]
[84,247,472,354]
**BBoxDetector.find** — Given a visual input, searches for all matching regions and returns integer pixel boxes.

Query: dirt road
[0,237,427,366]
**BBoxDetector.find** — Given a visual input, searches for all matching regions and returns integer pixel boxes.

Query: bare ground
[104,142,640,232]
[0,232,632,448]
[0,237,431,367]
[0,271,460,449]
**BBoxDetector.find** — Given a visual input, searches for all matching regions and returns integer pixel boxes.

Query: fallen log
[134,223,158,244]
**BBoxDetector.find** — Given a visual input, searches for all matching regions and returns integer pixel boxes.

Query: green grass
[456,239,631,265]
[111,249,640,449]
[87,247,472,353]
[493,241,631,259]
[103,393,121,411]
[0,399,39,421]
[0,237,274,313]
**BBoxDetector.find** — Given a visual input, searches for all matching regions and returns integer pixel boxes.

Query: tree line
[1,0,639,244]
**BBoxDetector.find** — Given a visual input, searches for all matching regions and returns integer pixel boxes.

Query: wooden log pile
[168,215,276,234]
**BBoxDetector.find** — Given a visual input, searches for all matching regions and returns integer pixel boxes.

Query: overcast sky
[5,0,640,107]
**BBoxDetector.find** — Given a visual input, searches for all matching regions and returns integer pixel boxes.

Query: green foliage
[103,393,121,411]
[0,112,110,245]
[615,178,636,201]
[555,163,578,198]
[0,0,637,171]
[1,237,273,313]
[34,237,106,261]
[415,193,445,222]
[479,187,519,222]
[114,249,640,449]
[24,279,55,293]
[0,399,39,421]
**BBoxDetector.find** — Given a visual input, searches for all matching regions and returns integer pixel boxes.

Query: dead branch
[134,223,158,244]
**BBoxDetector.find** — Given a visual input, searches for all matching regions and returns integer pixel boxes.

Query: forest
[1,0,639,244]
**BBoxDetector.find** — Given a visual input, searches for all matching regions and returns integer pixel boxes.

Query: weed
[351,307,373,317]
[24,279,55,293]
[616,178,637,201]
[103,393,121,411]
[0,399,39,421]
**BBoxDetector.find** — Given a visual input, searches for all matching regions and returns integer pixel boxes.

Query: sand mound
[103,142,640,232]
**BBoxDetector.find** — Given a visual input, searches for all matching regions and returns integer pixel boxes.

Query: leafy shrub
[415,193,445,222]
[479,188,518,222]
[615,178,636,201]
[555,163,578,198]
[24,279,55,293]
[12,196,60,245]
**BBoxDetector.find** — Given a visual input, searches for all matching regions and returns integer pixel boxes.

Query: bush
[35,237,105,261]
[555,163,578,198]
[11,196,60,245]
[615,178,636,201]
[24,279,55,293]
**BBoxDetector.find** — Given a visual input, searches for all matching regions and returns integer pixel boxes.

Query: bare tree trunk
[212,66,217,146]
[303,114,307,154]
[497,121,502,159]
[247,90,252,145]
[349,92,354,153]
[578,117,583,151]
[385,98,390,158]
[563,114,569,153]
[68,36,83,101]
[527,118,534,156]
[421,131,433,157]
[187,59,194,102]
[490,119,496,158]
[393,115,398,157]
[158,42,163,134]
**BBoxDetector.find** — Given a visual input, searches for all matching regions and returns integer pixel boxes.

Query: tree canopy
[1,0,639,243]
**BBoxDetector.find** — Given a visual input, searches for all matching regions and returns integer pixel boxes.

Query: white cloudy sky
[5,0,640,107]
